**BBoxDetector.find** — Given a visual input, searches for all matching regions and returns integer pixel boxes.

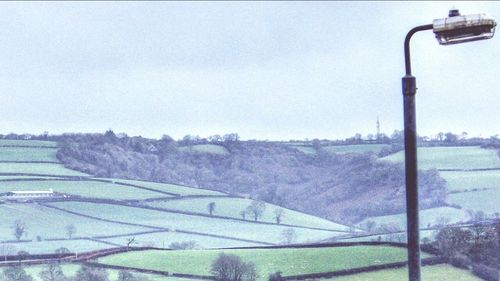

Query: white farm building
[1,189,55,199]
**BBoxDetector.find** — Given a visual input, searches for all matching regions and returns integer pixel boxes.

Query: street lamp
[402,9,496,281]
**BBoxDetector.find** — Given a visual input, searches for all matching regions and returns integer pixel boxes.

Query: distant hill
[0,139,349,255]
[55,133,447,223]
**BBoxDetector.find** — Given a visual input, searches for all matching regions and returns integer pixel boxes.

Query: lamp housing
[433,10,496,45]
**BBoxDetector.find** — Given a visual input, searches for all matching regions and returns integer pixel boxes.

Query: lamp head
[433,9,496,45]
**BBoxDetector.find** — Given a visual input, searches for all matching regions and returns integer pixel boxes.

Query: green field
[0,239,112,255]
[98,246,416,279]
[323,144,390,155]
[0,140,57,147]
[48,202,343,244]
[100,231,263,249]
[441,170,500,192]
[330,264,481,281]
[382,146,500,170]
[290,146,317,154]
[0,163,88,176]
[339,229,436,243]
[358,207,470,230]
[23,264,187,281]
[0,203,146,241]
[109,179,225,196]
[178,144,229,155]
[448,189,500,216]
[0,147,59,162]
[0,180,169,200]
[145,197,348,230]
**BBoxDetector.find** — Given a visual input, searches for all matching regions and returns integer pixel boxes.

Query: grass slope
[48,202,344,244]
[358,207,470,230]
[382,146,500,170]
[145,197,348,230]
[0,147,59,162]
[323,144,389,155]
[109,179,225,196]
[98,246,416,279]
[178,144,229,155]
[441,170,500,192]
[23,264,188,281]
[100,231,263,249]
[0,180,169,200]
[448,189,500,215]
[0,140,57,147]
[0,163,88,176]
[330,264,481,281]
[0,203,146,241]
[1,239,112,255]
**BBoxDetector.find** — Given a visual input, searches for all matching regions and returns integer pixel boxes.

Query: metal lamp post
[402,9,496,281]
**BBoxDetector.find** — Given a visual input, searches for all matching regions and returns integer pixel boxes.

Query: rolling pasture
[0,203,145,241]
[381,146,500,170]
[23,264,186,281]
[0,180,170,200]
[0,140,57,147]
[441,170,500,192]
[97,246,416,279]
[47,201,344,244]
[330,264,482,281]
[357,207,471,230]
[178,144,229,155]
[0,140,352,254]
[448,189,500,215]
[145,197,349,230]
[0,146,59,162]
[323,144,389,155]
[0,163,88,177]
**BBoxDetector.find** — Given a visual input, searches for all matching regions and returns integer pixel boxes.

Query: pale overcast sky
[0,1,498,140]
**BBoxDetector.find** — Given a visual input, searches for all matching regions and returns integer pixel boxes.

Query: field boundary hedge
[0,161,62,164]
[40,203,274,246]
[283,256,446,280]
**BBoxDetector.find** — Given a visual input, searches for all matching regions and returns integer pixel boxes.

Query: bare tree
[40,263,67,281]
[246,201,266,222]
[207,202,216,216]
[65,224,76,239]
[281,228,297,245]
[211,253,256,281]
[0,244,16,262]
[273,209,284,224]
[239,210,246,220]
[125,237,137,250]
[12,220,27,241]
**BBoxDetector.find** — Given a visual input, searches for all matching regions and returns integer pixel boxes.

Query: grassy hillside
[109,178,225,196]
[0,140,351,254]
[0,180,170,200]
[441,170,500,192]
[0,140,57,147]
[98,246,417,279]
[47,201,343,244]
[323,144,390,155]
[178,144,229,155]
[0,163,88,176]
[23,264,185,281]
[0,146,59,162]
[0,203,145,241]
[145,197,349,230]
[330,264,482,281]
[357,207,471,230]
[448,189,500,215]
[381,146,500,170]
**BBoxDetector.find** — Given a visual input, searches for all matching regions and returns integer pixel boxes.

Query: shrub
[471,263,499,281]
[211,253,256,281]
[450,254,470,269]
